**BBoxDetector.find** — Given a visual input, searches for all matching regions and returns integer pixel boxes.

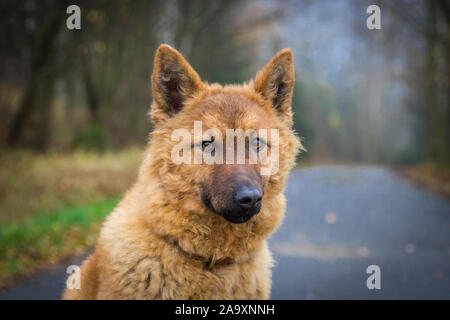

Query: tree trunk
[7,10,62,149]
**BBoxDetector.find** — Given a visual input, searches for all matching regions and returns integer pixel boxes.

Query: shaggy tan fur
[63,44,301,300]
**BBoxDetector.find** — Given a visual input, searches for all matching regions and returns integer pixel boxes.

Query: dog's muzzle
[202,184,262,224]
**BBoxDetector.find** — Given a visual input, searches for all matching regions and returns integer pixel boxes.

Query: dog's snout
[203,164,264,224]
[234,186,262,213]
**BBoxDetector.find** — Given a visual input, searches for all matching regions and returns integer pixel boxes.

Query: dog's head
[148,44,301,225]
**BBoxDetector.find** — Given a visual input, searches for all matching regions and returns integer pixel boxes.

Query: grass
[0,198,118,287]
[0,148,142,287]
[0,147,141,224]
[396,164,450,197]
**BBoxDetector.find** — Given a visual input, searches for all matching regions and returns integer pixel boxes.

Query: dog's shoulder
[91,204,167,299]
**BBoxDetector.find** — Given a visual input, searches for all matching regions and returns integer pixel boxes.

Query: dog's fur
[63,45,301,300]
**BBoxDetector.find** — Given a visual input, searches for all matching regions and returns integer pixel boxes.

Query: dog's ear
[254,49,295,125]
[151,44,203,125]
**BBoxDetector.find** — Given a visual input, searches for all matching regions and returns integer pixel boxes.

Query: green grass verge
[0,198,119,287]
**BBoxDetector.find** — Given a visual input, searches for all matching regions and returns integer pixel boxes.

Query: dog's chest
[107,254,263,300]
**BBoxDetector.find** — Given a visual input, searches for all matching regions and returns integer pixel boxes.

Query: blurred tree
[0,0,281,151]
[1,0,70,149]
[2,0,447,167]
[379,0,450,165]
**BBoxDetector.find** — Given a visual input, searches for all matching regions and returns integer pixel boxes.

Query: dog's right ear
[151,44,203,125]
[254,49,295,126]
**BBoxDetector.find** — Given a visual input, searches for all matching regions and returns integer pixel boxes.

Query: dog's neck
[155,233,251,269]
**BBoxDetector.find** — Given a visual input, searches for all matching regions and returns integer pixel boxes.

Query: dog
[63,44,301,299]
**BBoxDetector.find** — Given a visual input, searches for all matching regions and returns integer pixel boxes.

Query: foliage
[0,199,118,287]
[398,164,450,197]
[73,124,109,152]
[0,148,141,224]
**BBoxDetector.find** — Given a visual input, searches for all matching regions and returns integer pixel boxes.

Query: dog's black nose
[234,186,262,213]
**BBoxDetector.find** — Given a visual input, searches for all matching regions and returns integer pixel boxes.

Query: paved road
[1,166,449,299]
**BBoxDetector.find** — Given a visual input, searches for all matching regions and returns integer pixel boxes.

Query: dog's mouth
[201,191,260,224]
[225,215,254,224]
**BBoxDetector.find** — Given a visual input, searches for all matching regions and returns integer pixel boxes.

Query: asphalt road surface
[1,165,449,299]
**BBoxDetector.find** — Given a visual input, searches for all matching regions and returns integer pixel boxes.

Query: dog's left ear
[151,44,203,125]
[254,49,295,125]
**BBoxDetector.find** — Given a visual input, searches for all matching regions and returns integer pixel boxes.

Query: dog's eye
[251,138,266,152]
[201,141,214,152]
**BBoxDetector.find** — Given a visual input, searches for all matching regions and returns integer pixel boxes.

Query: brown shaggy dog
[63,44,301,300]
